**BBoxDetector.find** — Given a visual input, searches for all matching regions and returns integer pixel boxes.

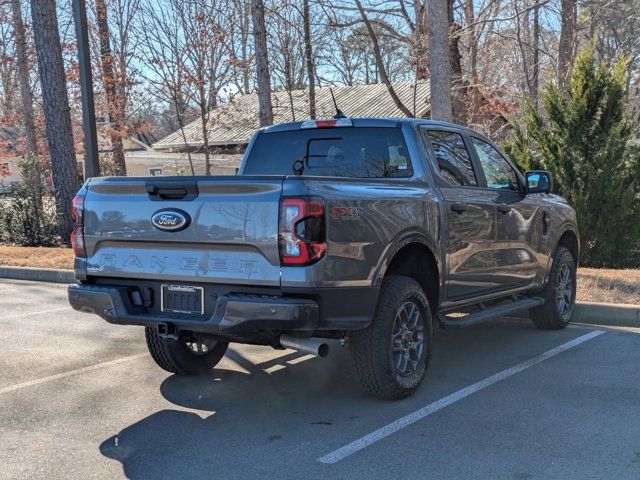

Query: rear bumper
[68,283,378,335]
[68,284,319,335]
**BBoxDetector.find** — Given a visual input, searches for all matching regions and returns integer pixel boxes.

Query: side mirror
[525,170,552,194]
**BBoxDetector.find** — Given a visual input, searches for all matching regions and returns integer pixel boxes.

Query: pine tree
[509,47,640,267]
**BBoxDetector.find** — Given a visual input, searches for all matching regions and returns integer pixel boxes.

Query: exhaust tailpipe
[279,334,329,358]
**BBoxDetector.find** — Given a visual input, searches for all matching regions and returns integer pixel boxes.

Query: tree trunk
[1,74,15,120]
[237,0,251,94]
[355,0,413,117]
[464,0,480,124]
[558,0,577,89]
[12,0,38,156]
[532,0,540,105]
[414,1,428,80]
[448,0,467,124]
[95,0,126,175]
[199,87,211,176]
[303,0,316,119]
[428,0,453,122]
[171,89,195,175]
[251,0,273,126]
[30,0,78,243]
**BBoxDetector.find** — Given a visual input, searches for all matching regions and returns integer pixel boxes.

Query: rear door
[420,127,497,301]
[468,136,539,289]
[82,176,283,286]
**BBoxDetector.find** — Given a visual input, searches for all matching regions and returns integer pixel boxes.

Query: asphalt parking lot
[1,279,640,479]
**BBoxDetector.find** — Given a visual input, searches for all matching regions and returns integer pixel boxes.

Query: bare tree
[30,0,78,242]
[321,0,427,81]
[320,21,398,87]
[11,0,38,155]
[135,0,196,174]
[428,0,453,121]
[251,0,273,126]
[354,0,413,117]
[94,0,127,174]
[269,1,306,119]
[136,0,233,175]
[178,0,232,175]
[228,0,253,94]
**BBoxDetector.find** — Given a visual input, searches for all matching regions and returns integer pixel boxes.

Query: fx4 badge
[332,206,359,218]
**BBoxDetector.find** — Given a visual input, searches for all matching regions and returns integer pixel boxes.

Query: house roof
[153,81,430,150]
[97,129,158,152]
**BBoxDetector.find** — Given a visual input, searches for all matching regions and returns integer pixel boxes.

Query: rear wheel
[145,327,228,375]
[350,276,432,400]
[530,246,576,330]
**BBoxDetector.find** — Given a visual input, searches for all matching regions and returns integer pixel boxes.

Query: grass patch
[577,268,640,305]
[0,245,74,270]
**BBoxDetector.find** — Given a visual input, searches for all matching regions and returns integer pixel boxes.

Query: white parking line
[3,306,72,320]
[318,330,605,464]
[0,353,148,395]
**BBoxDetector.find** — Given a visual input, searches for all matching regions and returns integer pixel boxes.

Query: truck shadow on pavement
[98,321,578,479]
[99,345,362,479]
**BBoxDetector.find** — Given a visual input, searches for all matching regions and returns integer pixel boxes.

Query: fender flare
[557,222,580,253]
[542,224,580,285]
[371,229,442,289]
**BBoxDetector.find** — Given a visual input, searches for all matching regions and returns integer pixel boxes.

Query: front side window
[471,138,519,191]
[424,130,477,187]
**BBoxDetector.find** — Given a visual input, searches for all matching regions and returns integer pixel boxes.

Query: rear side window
[244,127,413,178]
[423,130,477,187]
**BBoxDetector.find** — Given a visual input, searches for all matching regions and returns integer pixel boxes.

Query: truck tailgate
[82,176,284,286]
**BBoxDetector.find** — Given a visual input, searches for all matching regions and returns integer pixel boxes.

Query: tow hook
[157,323,178,341]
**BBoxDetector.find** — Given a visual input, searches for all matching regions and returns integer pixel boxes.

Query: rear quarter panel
[281,177,441,288]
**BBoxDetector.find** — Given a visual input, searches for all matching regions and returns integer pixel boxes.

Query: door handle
[451,203,467,214]
[497,204,511,214]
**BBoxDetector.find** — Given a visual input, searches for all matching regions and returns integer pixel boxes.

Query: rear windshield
[243,127,413,178]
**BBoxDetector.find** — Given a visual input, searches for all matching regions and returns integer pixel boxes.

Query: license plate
[161,284,204,315]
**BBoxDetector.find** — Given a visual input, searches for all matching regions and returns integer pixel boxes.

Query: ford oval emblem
[151,209,190,232]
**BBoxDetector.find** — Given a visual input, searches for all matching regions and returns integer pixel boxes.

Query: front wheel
[350,276,432,400]
[530,246,576,330]
[145,327,228,375]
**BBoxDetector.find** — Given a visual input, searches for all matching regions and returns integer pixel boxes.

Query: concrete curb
[0,266,75,284]
[573,301,640,328]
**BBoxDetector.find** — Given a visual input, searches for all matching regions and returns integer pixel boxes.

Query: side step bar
[439,297,544,329]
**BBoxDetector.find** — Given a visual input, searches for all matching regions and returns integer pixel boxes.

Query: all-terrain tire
[145,327,228,375]
[530,246,576,330]
[349,276,432,400]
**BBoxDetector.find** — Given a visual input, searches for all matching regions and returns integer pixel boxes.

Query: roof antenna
[329,88,346,119]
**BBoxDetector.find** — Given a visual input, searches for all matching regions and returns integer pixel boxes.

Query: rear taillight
[279,197,326,266]
[70,192,86,258]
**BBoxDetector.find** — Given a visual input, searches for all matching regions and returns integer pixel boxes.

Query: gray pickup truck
[68,117,579,400]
